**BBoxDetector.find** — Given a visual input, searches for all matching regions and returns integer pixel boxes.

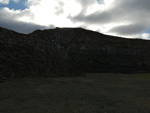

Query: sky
[0,0,150,39]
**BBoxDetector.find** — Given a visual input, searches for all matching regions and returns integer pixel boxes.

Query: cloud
[69,0,150,39]
[108,23,149,36]
[0,0,9,5]
[0,0,150,39]
[0,19,49,34]
[0,7,49,33]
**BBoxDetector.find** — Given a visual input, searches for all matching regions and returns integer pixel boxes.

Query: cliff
[1,27,150,79]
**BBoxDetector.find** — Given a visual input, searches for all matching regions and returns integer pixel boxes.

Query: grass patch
[133,73,150,79]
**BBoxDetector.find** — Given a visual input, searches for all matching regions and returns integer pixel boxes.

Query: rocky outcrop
[1,27,150,79]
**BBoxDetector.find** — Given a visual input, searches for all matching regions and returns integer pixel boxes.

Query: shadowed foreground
[0,73,150,113]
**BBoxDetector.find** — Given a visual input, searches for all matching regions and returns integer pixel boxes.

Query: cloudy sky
[0,0,150,39]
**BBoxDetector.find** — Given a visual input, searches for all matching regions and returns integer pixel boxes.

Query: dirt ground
[0,73,150,113]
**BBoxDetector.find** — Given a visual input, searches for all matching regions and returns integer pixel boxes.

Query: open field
[0,73,150,113]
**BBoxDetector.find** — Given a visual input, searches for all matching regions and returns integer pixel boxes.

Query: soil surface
[0,73,150,113]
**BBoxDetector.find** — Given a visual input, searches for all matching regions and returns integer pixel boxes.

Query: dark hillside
[1,27,150,79]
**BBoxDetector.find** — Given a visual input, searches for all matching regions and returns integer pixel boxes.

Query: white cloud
[0,0,9,5]
[22,0,83,27]
[141,33,150,40]
[125,33,150,40]
[0,0,150,39]
[0,7,48,33]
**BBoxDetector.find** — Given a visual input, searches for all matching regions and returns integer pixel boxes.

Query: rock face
[1,27,150,78]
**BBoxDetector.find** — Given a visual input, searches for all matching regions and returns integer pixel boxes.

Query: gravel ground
[0,73,150,113]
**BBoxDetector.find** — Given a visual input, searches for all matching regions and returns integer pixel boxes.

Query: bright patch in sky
[0,0,150,39]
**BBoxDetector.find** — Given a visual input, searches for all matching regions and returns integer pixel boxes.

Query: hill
[1,27,150,79]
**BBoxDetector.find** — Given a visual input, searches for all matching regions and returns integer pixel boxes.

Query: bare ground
[0,73,150,113]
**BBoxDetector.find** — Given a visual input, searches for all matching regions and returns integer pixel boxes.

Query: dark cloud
[70,11,115,24]
[116,0,150,12]
[69,0,150,37]
[74,0,99,16]
[54,1,64,15]
[0,19,50,34]
[0,0,150,38]
[108,23,149,35]
[71,0,150,24]
[76,0,94,6]
[0,7,55,33]
[107,0,150,36]
[0,8,41,33]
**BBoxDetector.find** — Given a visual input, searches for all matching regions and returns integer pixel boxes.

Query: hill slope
[1,27,150,78]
